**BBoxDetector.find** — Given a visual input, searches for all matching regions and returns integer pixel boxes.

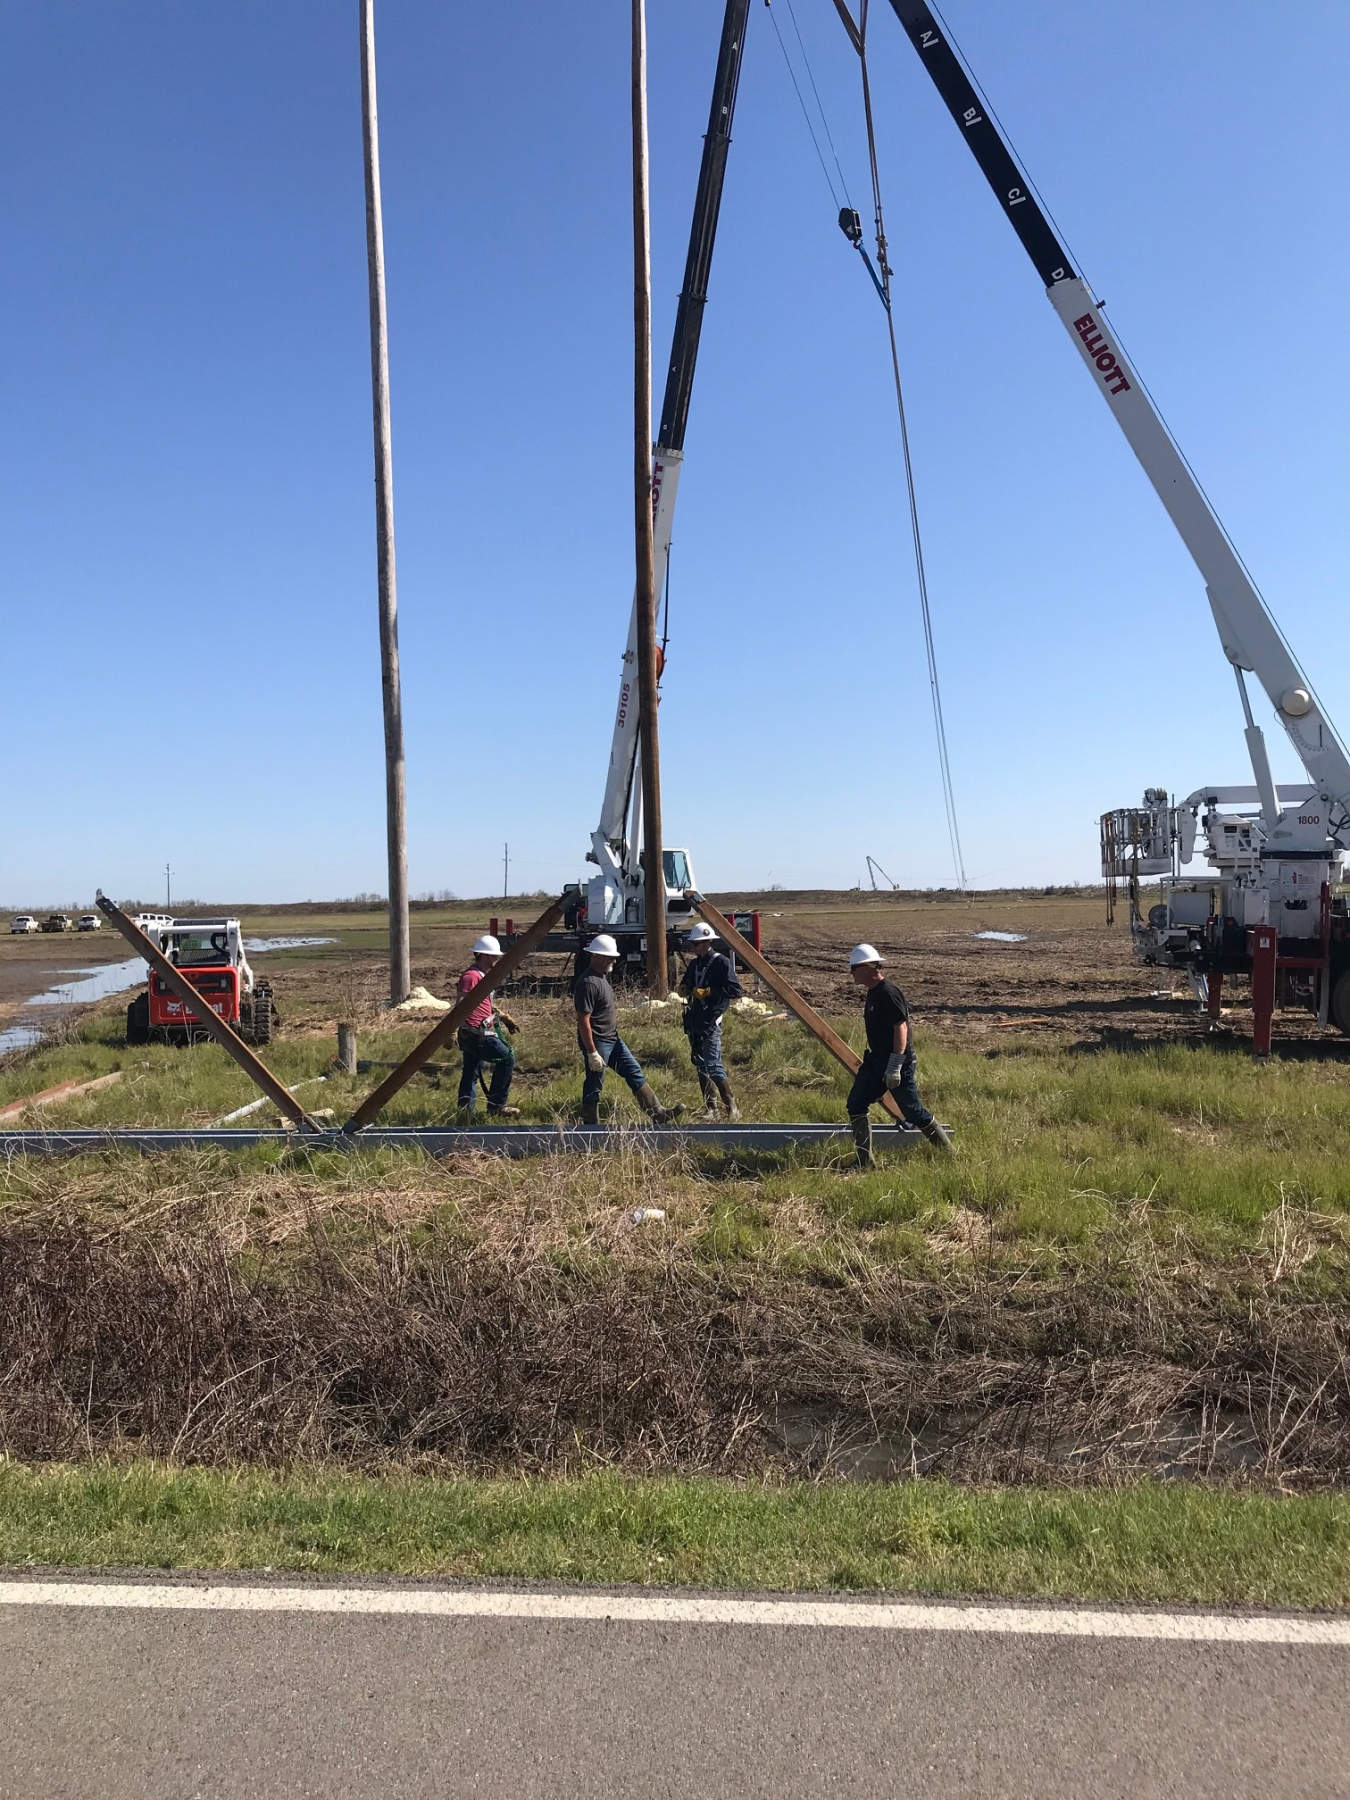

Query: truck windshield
[662,850,690,892]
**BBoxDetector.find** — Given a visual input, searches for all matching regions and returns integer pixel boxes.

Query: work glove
[884,1052,905,1090]
[693,987,712,1001]
[498,1012,519,1035]
[585,1050,605,1074]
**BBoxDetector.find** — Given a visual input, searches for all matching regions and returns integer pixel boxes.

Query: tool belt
[457,1023,500,1050]
[682,1005,720,1036]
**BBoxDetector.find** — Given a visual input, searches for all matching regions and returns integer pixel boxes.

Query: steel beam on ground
[344,897,565,1131]
[686,891,906,1124]
[0,1124,928,1159]
[96,895,321,1132]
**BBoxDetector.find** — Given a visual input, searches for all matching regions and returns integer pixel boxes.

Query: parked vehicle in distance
[76,913,102,932]
[40,914,73,933]
[9,915,39,934]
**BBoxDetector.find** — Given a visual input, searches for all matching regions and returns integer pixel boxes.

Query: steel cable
[855,0,967,890]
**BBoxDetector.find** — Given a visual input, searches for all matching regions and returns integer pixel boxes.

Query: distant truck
[76,913,102,932]
[126,917,275,1046]
[9,915,38,934]
[40,914,72,933]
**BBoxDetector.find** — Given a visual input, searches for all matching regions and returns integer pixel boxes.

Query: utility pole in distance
[360,0,410,1005]
[632,0,668,997]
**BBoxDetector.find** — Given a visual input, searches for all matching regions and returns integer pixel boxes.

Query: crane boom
[591,0,751,912]
[883,0,1350,822]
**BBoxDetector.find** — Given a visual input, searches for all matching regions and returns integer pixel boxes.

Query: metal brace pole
[686,891,906,1124]
[344,896,565,1131]
[95,894,322,1132]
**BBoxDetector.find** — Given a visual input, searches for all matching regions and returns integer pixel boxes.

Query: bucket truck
[877,0,1350,1052]
[573,0,753,974]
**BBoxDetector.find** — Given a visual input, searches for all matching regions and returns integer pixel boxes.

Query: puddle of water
[0,1021,45,1057]
[975,930,1027,942]
[242,936,336,953]
[28,958,148,1007]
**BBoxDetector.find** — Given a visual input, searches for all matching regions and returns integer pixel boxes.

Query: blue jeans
[457,1027,515,1111]
[846,1049,933,1129]
[581,1035,645,1109]
[684,1014,726,1083]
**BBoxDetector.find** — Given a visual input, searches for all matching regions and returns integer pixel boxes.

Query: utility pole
[165,864,172,911]
[503,843,509,903]
[360,0,411,1005]
[632,0,668,996]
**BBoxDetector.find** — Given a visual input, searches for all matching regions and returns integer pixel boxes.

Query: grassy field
[3,1462,1348,1608]
[5,996,1350,1277]
[0,892,1347,1594]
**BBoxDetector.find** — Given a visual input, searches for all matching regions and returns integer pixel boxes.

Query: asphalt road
[3,1584,1347,1799]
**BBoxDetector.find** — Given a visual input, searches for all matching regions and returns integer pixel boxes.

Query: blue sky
[2,1,1346,905]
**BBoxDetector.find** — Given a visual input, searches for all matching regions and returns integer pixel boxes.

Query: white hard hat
[849,942,885,968]
[586,933,620,959]
[684,922,717,944]
[471,934,503,957]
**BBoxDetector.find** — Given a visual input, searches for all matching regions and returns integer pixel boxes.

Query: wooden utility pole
[632,0,668,996]
[360,0,411,1005]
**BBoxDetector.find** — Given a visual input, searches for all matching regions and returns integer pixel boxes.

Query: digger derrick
[883,0,1350,1050]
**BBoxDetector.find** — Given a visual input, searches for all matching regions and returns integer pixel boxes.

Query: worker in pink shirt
[455,935,520,1117]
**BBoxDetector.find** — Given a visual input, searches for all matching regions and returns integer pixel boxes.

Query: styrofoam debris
[729,997,778,1018]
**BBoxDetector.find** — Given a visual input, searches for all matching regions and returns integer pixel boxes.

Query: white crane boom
[885,0,1350,830]
[1045,279,1350,817]
[586,0,751,935]
[591,448,682,884]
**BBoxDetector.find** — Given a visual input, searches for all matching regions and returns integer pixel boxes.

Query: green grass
[1,1462,1346,1608]
[3,1004,1350,1285]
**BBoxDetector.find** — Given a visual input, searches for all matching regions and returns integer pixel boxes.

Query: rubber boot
[850,1114,874,1171]
[637,1084,685,1125]
[922,1119,954,1152]
[581,1100,601,1127]
[714,1077,740,1122]
[698,1076,719,1121]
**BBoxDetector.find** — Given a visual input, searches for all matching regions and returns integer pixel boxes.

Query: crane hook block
[838,207,863,247]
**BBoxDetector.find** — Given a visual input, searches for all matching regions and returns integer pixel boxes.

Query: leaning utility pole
[360,0,410,1005]
[632,0,668,996]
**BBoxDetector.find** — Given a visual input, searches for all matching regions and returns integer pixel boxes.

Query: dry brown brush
[1,1161,1347,1486]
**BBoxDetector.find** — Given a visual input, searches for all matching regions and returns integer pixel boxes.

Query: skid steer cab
[125,918,276,1047]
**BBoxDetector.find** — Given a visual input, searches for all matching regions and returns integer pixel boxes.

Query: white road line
[0,1581,1346,1644]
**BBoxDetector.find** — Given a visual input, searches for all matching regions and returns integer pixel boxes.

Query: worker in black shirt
[846,943,952,1166]
[575,934,685,1127]
[679,921,743,1118]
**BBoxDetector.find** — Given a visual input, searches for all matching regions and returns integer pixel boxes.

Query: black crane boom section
[656,0,752,454]
[884,1,1073,289]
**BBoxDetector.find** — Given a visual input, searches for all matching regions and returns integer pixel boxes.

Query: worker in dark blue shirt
[847,942,952,1166]
[680,922,743,1118]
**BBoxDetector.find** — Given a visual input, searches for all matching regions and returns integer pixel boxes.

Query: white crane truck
[881,0,1350,1054]
[568,0,755,977]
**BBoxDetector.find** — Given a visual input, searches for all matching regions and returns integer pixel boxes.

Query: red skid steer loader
[125,918,276,1046]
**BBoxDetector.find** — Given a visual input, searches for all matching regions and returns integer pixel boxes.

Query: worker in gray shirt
[575,934,685,1127]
